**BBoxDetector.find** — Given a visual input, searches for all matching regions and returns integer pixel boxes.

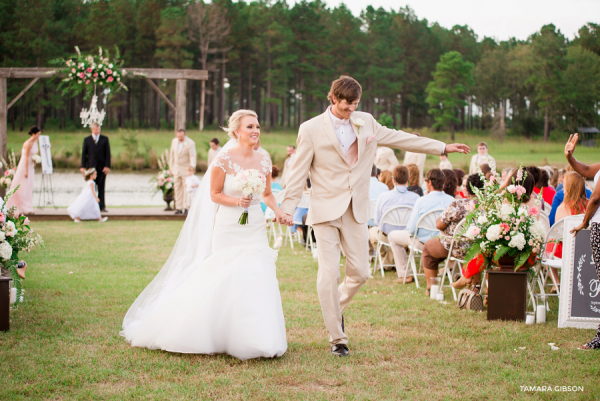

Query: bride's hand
[238,196,252,208]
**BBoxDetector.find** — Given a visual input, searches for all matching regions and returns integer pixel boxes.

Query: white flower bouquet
[232,169,266,225]
[150,150,174,196]
[462,166,545,272]
[0,186,45,305]
[32,154,42,164]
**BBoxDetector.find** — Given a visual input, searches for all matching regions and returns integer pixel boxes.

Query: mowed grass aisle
[1,221,598,399]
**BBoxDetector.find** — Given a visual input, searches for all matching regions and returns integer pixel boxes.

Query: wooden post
[0,78,6,161]
[175,79,186,133]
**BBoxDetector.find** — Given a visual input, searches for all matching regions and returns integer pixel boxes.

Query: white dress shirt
[92,133,100,143]
[328,107,356,156]
[177,141,183,153]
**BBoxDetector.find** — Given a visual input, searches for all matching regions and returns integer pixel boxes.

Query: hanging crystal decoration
[80,94,106,127]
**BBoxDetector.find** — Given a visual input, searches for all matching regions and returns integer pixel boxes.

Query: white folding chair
[404,208,445,288]
[539,212,550,233]
[539,217,568,305]
[272,190,292,248]
[371,205,413,277]
[542,201,552,216]
[438,219,466,300]
[265,189,282,244]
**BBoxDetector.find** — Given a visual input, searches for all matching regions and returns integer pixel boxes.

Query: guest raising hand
[564,133,600,350]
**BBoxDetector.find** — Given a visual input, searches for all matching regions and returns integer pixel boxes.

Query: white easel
[37,135,57,209]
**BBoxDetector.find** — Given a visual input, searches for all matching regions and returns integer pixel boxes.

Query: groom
[280,76,469,356]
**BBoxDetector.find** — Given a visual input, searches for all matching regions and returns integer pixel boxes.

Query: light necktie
[334,119,350,129]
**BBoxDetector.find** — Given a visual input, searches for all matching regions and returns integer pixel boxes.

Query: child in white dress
[184,166,201,211]
[68,168,108,223]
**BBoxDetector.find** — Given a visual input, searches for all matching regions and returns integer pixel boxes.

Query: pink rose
[71,68,76,73]
[93,72,98,77]
[505,236,510,240]
[85,80,90,85]
[86,67,93,73]
[0,213,5,223]
[4,171,8,176]
[107,69,113,75]
[529,206,539,217]
[500,223,510,233]
[107,76,114,82]
[79,72,85,78]
[166,177,171,182]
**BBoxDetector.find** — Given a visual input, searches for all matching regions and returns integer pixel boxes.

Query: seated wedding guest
[422,174,486,293]
[404,139,426,185]
[550,167,559,188]
[184,166,202,212]
[556,168,566,192]
[479,163,493,180]
[407,163,424,197]
[533,168,556,205]
[368,166,419,269]
[67,168,108,223]
[375,146,399,173]
[280,145,296,189]
[501,168,512,185]
[369,165,389,226]
[549,168,592,225]
[207,137,221,166]
[469,141,495,174]
[387,169,454,284]
[379,170,394,191]
[546,172,589,292]
[442,169,458,198]
[439,153,452,170]
[453,169,466,198]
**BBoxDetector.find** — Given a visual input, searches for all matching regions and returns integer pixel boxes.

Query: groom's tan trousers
[312,202,369,346]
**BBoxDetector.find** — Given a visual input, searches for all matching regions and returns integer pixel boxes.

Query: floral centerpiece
[232,169,266,225]
[0,150,18,189]
[150,150,174,195]
[462,167,546,272]
[52,46,128,99]
[0,187,45,305]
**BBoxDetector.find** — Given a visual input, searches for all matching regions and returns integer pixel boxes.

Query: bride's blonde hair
[222,110,258,140]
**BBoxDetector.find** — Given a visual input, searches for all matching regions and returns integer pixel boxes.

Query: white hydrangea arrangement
[0,187,45,305]
[462,166,545,271]
[232,169,266,225]
[150,150,174,195]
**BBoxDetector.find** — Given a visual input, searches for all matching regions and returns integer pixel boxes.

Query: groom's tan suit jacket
[281,110,445,224]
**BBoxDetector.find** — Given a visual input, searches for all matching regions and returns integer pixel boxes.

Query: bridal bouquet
[462,167,545,272]
[0,150,18,189]
[232,169,266,225]
[0,187,45,305]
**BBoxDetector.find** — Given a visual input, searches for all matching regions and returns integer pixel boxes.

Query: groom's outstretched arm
[280,126,314,222]
[372,117,469,155]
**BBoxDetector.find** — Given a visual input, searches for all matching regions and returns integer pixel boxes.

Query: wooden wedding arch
[0,67,208,160]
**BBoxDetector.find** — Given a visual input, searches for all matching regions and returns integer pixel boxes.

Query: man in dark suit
[80,122,111,212]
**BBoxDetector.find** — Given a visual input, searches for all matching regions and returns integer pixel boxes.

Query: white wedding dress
[121,145,287,360]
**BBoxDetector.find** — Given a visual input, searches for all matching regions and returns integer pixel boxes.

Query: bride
[121,110,288,360]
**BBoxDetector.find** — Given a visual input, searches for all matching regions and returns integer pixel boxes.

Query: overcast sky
[289,0,599,41]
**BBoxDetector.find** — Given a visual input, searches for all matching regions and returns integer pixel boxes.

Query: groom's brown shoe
[331,344,349,357]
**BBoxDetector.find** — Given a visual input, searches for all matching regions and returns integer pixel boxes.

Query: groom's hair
[327,76,362,105]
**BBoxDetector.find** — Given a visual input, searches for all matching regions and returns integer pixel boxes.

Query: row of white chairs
[267,190,315,252]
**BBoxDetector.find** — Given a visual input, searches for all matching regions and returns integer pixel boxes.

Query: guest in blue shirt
[368,166,420,269]
[368,165,390,226]
[261,166,283,213]
[387,169,455,283]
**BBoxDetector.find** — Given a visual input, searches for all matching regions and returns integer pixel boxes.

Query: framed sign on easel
[37,135,57,209]
[558,215,600,329]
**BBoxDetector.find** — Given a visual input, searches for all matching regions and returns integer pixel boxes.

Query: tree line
[1,0,599,140]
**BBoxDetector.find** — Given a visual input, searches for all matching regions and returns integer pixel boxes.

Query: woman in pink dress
[7,126,41,215]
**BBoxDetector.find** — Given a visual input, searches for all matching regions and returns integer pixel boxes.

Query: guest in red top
[533,169,556,205]
[453,168,467,198]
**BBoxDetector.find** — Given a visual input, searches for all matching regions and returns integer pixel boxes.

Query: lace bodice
[213,149,272,206]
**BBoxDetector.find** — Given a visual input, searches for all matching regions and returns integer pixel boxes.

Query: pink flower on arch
[85,80,90,85]
[79,72,85,79]
[86,67,93,73]
[107,76,114,83]
[71,68,76,73]
[107,69,113,75]
[93,72,98,77]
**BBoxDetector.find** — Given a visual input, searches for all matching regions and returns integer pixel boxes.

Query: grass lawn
[0,221,598,399]
[7,127,599,172]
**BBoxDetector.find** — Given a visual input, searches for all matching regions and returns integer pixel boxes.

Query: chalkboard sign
[38,135,53,175]
[558,216,600,329]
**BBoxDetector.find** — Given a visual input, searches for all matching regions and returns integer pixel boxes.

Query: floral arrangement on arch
[462,167,546,272]
[150,150,174,195]
[52,46,128,99]
[0,187,45,305]
[0,150,18,189]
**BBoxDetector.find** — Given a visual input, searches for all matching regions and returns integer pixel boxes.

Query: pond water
[32,170,204,207]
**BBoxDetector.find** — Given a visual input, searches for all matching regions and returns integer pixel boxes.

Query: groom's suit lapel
[351,122,366,167]
[322,112,350,166]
